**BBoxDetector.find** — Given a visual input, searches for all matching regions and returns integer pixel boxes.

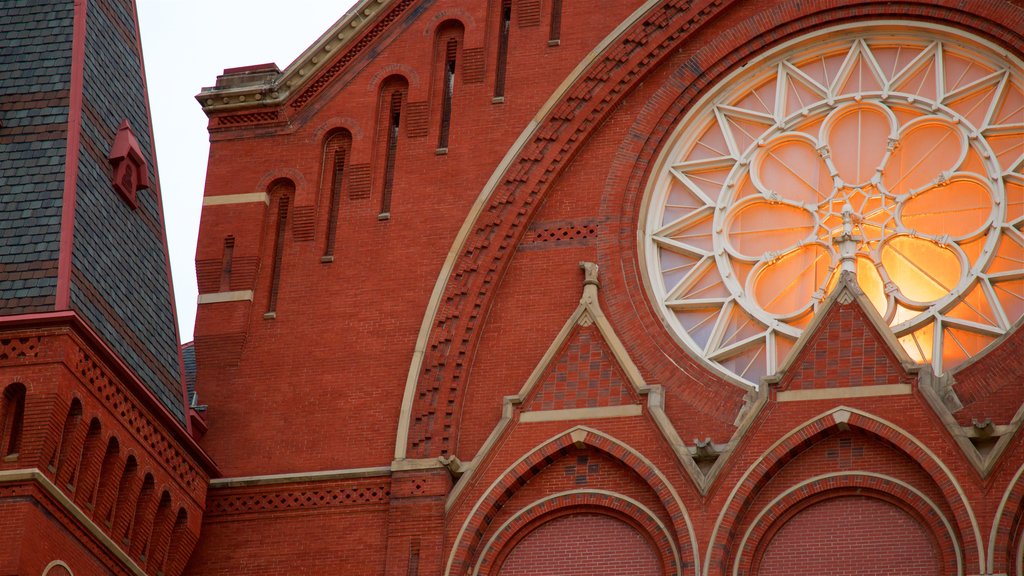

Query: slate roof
[0,1,74,313]
[182,341,197,406]
[67,0,187,424]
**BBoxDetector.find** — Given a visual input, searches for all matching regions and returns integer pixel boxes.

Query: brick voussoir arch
[445,426,698,576]
[704,407,985,576]
[989,459,1024,574]
[476,490,680,576]
[734,473,962,576]
[400,0,1024,461]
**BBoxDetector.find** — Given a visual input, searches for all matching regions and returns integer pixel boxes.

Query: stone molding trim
[473,489,682,576]
[196,291,254,305]
[775,383,912,402]
[519,405,643,422]
[733,472,963,576]
[202,193,270,206]
[197,0,421,119]
[42,560,75,576]
[0,469,147,576]
[703,406,985,576]
[444,425,699,576]
[210,465,391,488]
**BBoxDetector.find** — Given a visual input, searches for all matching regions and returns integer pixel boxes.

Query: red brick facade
[3,0,1023,574]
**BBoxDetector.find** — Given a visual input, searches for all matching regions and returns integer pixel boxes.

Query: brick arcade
[1,0,1023,574]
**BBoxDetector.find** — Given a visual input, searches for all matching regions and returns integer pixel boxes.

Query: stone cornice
[195,0,405,116]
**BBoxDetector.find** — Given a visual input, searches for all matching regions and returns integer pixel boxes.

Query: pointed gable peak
[519,323,641,413]
[766,271,921,392]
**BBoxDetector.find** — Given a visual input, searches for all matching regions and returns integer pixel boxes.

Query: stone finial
[580,261,600,288]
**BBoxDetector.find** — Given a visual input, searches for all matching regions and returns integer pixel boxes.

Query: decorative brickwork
[521,326,637,412]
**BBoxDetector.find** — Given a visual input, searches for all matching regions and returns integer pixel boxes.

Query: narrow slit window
[494,0,512,98]
[549,0,562,44]
[324,147,346,258]
[219,236,234,291]
[267,194,290,315]
[438,39,458,150]
[380,91,403,217]
[1,384,26,458]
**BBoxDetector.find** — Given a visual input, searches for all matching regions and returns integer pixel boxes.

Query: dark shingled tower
[0,0,187,424]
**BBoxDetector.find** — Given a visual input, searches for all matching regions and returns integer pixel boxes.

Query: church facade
[1,0,1023,574]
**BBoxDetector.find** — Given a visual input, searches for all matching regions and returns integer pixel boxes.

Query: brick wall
[497,513,660,576]
[757,495,940,576]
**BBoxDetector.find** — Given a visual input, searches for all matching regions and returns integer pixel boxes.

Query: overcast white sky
[138,1,357,342]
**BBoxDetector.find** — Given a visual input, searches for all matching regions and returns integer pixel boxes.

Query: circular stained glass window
[642,22,1024,387]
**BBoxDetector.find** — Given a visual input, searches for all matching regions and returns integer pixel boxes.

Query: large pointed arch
[703,406,984,575]
[395,0,1024,463]
[445,425,699,576]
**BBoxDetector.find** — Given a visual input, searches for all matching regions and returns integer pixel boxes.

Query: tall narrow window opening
[438,39,458,149]
[1,383,26,459]
[549,0,562,44]
[267,191,291,316]
[219,236,234,291]
[494,0,512,99]
[380,91,403,217]
[321,130,351,259]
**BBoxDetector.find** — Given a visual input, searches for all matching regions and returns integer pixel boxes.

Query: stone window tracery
[642,23,1024,387]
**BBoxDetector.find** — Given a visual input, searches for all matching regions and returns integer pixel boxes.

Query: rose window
[642,24,1024,387]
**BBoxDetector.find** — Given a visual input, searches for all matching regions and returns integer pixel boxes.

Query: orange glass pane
[869,45,924,83]
[992,279,1024,321]
[727,201,814,258]
[988,233,1024,275]
[883,120,962,195]
[881,236,962,303]
[827,105,890,185]
[944,53,990,91]
[855,256,887,316]
[992,79,1024,126]
[678,261,730,300]
[734,78,777,117]
[893,60,938,101]
[685,120,730,162]
[675,306,723,350]
[796,52,847,89]
[668,213,715,252]
[901,178,991,238]
[898,321,935,364]
[757,138,831,204]
[946,284,998,327]
[987,133,1024,172]
[659,249,700,293]
[1006,179,1024,224]
[942,326,995,371]
[662,174,706,226]
[681,168,731,205]
[753,244,831,316]
[719,304,765,349]
[946,86,998,130]
[783,73,823,117]
[725,115,774,155]
[839,52,882,94]
[720,342,768,382]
